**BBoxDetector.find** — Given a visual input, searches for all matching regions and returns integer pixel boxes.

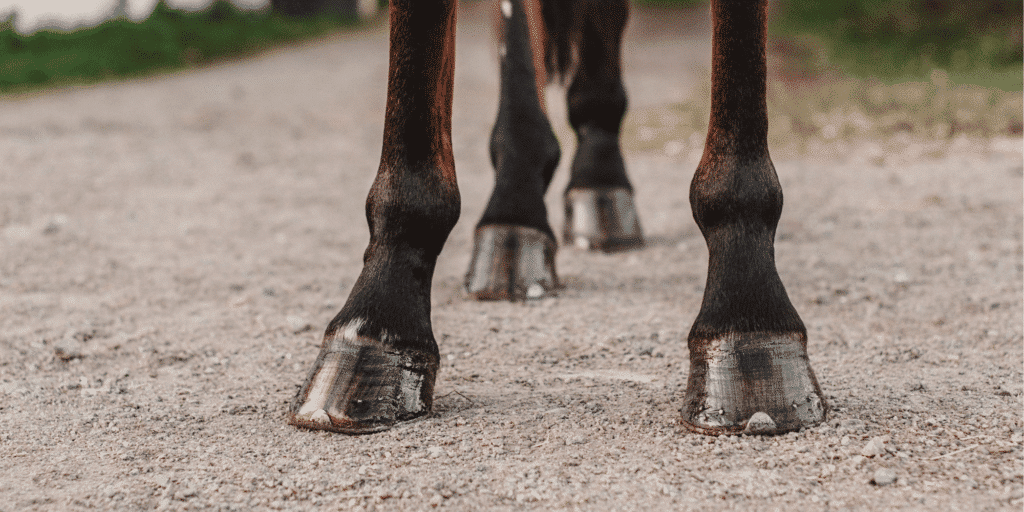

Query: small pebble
[872,468,897,486]
[744,412,777,433]
[286,315,311,333]
[54,337,84,361]
[861,437,887,457]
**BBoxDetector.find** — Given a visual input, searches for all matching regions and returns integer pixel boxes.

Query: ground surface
[1,3,1022,511]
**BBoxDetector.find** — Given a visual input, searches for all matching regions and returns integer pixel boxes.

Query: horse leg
[465,0,562,301]
[562,0,643,252]
[289,0,459,434]
[682,0,826,435]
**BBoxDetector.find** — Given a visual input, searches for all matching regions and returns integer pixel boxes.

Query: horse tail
[540,0,579,82]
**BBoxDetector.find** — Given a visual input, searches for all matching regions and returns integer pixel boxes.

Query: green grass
[638,0,1022,90]
[771,0,1023,90]
[1,0,1019,96]
[0,0,358,93]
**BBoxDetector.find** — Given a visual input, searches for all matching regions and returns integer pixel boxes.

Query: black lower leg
[477,0,560,237]
[565,0,630,193]
[466,0,560,300]
[561,0,641,251]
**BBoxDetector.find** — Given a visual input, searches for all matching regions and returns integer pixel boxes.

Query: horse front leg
[290,0,459,434]
[683,0,827,434]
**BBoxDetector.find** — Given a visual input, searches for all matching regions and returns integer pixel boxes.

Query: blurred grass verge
[624,0,1022,157]
[0,0,360,94]
[771,0,1022,90]
[625,70,1022,162]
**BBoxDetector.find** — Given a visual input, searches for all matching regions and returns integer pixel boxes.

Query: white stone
[744,412,777,433]
[861,437,887,457]
[872,468,897,486]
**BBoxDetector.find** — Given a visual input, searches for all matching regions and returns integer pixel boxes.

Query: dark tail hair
[541,0,578,81]
[540,0,629,82]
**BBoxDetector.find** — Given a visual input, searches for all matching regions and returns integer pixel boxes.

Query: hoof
[465,224,559,301]
[289,325,438,434]
[563,187,643,252]
[682,332,827,435]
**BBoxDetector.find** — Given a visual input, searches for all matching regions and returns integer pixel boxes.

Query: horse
[287,0,828,436]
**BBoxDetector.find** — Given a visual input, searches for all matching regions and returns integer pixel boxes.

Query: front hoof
[465,224,559,301]
[681,332,827,435]
[563,187,643,252]
[289,331,438,435]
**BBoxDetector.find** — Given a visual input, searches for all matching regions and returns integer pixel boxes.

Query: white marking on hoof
[501,0,512,18]
[574,237,591,250]
[744,411,777,433]
[297,352,344,416]
[526,283,545,299]
[309,409,331,426]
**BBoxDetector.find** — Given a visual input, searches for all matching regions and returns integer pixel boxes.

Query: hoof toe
[563,187,643,252]
[289,330,437,435]
[465,224,559,301]
[682,332,827,435]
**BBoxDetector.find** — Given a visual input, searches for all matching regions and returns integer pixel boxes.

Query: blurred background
[0,0,1020,150]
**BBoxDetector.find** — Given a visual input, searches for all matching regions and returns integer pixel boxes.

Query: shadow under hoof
[465,224,559,301]
[289,335,438,435]
[563,187,644,252]
[681,332,827,435]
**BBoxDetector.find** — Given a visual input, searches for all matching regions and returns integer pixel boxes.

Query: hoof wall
[289,330,437,435]
[682,332,827,435]
[563,187,643,252]
[465,224,559,301]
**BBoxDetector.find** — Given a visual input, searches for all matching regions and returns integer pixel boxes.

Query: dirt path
[1,3,1021,511]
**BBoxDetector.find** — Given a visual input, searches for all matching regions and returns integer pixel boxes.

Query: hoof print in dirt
[290,326,438,435]
[465,224,559,301]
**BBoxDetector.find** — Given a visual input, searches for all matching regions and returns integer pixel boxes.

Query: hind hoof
[289,330,437,434]
[563,187,643,252]
[465,224,559,301]
[681,332,827,435]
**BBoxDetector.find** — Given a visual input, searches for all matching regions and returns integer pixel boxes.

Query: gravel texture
[1,3,1021,511]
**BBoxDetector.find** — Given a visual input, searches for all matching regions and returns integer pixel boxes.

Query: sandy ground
[1,3,1022,511]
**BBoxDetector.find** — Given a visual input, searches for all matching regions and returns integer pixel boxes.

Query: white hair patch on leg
[342,318,365,341]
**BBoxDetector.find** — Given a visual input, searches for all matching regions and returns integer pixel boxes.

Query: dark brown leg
[289,0,459,434]
[682,0,826,435]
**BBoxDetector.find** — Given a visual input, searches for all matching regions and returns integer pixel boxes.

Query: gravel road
[1,3,1021,510]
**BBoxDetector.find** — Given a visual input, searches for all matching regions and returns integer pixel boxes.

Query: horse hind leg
[562,0,643,252]
[465,0,562,301]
